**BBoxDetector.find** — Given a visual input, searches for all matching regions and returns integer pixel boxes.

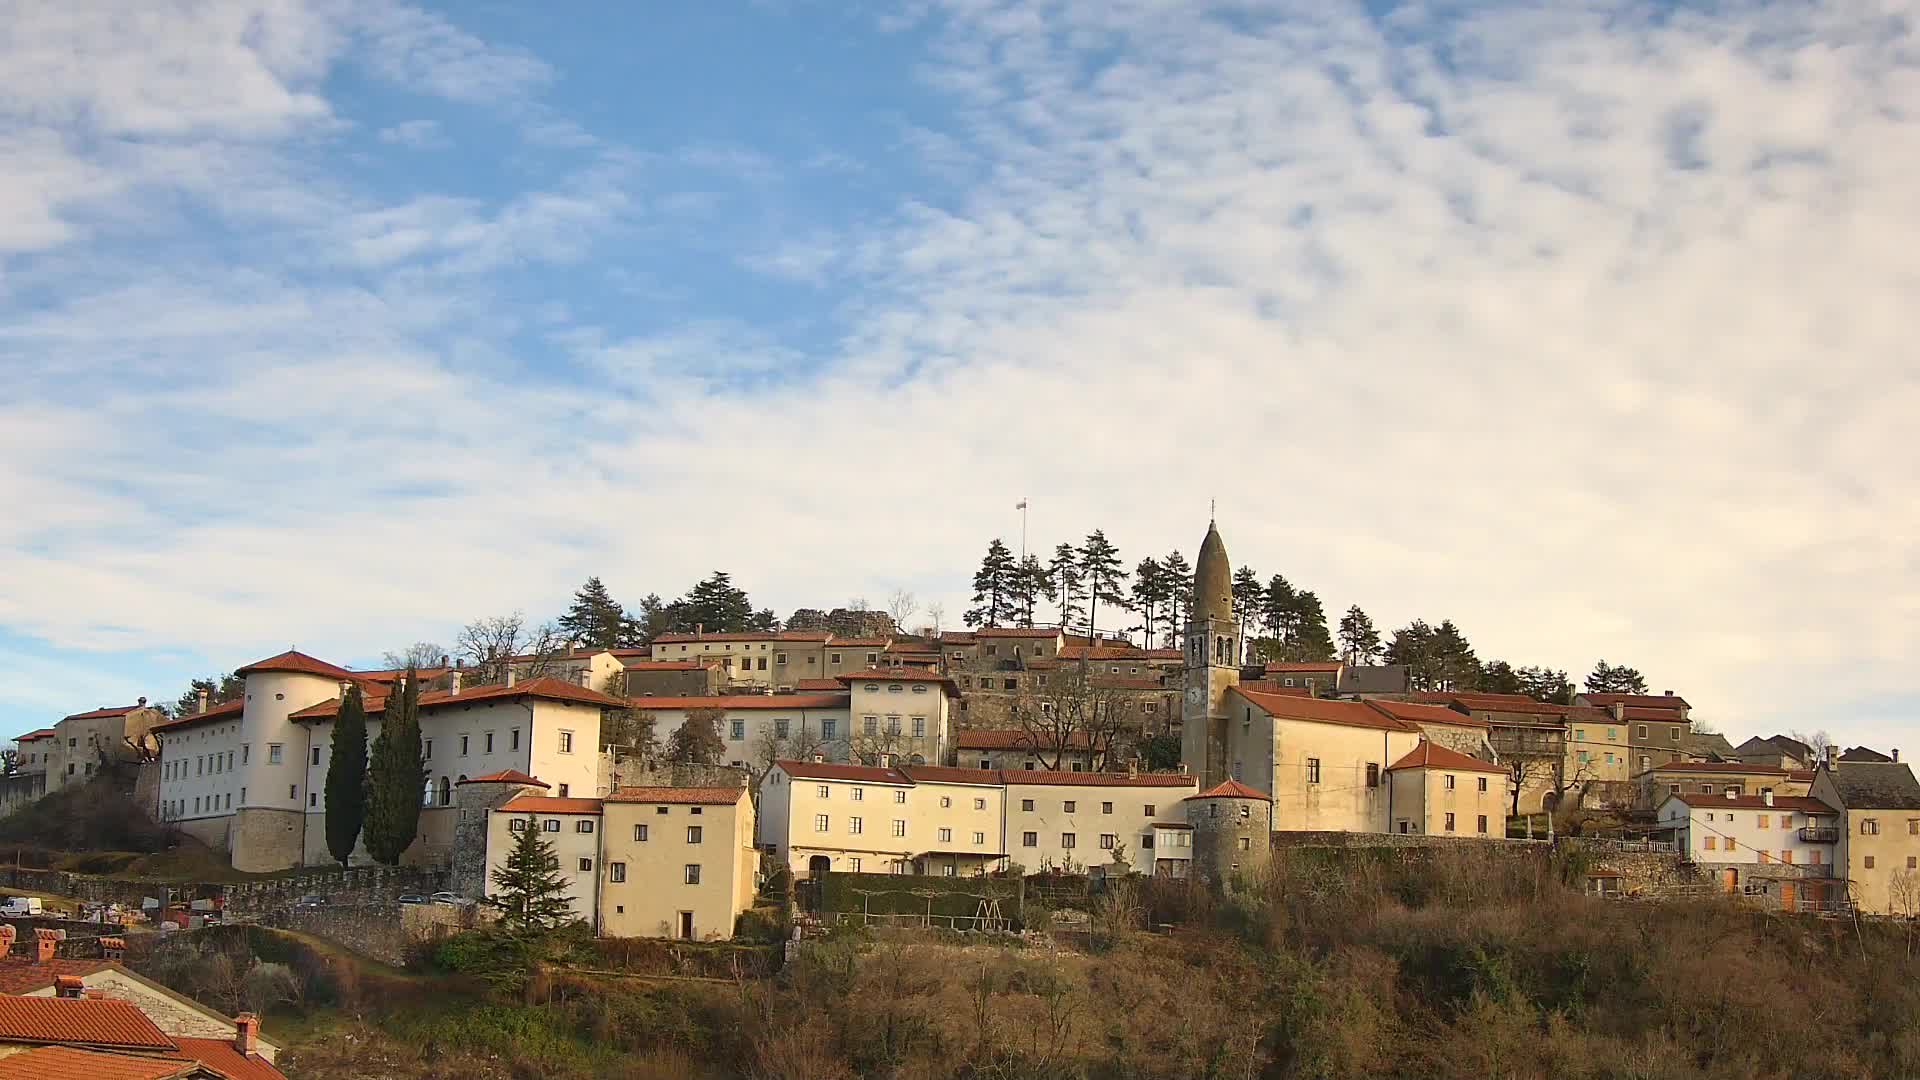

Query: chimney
[1611,703,1625,722]
[234,1013,260,1054]
[812,752,825,763]
[1725,788,1736,800]
[1127,758,1139,778]
[54,975,84,998]
[34,928,58,963]
[1895,749,1902,762]
[455,658,464,669]
[100,936,125,961]
[0,925,15,956]
[441,654,450,668]
[1664,690,1674,697]
[696,623,704,639]
[1763,790,1774,807]
[449,671,463,696]
[137,696,146,707]
[506,668,517,688]
[197,688,210,714]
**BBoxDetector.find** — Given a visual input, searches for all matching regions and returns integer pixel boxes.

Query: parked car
[293,894,327,910]
[429,891,471,906]
[397,894,429,905]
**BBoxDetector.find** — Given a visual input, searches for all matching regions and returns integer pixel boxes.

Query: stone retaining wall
[260,899,480,966]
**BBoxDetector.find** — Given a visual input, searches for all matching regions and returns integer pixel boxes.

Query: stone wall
[221,865,443,916]
[231,807,305,873]
[609,761,749,790]
[1270,830,1545,851]
[260,898,481,966]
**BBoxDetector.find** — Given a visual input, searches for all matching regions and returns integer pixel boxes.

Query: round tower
[1181,520,1241,789]
[1186,779,1272,890]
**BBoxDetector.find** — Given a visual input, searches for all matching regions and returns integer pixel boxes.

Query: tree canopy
[1338,606,1382,664]
[1079,530,1127,640]
[1585,660,1649,694]
[485,816,577,933]
[323,685,369,866]
[966,539,1019,628]
[557,576,643,648]
[363,670,426,865]
[666,709,726,765]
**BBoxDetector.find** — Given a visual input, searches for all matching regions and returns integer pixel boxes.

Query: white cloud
[3,0,1919,749]
[377,118,447,148]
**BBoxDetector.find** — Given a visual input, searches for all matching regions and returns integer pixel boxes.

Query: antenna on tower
[1209,498,1216,526]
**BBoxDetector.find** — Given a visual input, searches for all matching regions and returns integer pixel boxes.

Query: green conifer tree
[485,816,577,933]
[363,669,426,865]
[324,684,369,866]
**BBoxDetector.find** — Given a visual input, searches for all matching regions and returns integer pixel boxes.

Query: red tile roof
[1620,706,1689,721]
[1582,693,1691,710]
[0,995,174,1050]
[150,699,244,734]
[0,1046,198,1080]
[972,628,1061,639]
[1263,662,1343,673]
[835,669,961,696]
[899,764,1002,786]
[1652,761,1787,774]
[617,660,712,671]
[1141,649,1184,660]
[293,677,629,721]
[59,705,147,723]
[622,693,849,711]
[651,630,838,644]
[1058,646,1148,661]
[1388,740,1506,774]
[1235,690,1415,732]
[1001,769,1196,788]
[498,795,603,815]
[14,728,57,742]
[1413,691,1571,717]
[1237,682,1312,696]
[1788,769,1816,782]
[955,729,1094,751]
[938,632,976,644]
[1667,793,1833,813]
[1187,779,1271,801]
[826,638,892,648]
[168,1036,288,1080]
[793,678,843,691]
[233,650,355,680]
[0,958,113,995]
[1365,699,1490,729]
[604,786,745,805]
[457,770,549,788]
[777,759,911,784]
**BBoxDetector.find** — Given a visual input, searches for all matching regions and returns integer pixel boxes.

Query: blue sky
[2,1,1917,749]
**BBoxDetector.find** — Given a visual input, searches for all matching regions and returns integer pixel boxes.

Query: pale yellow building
[1808,760,1920,915]
[759,760,1008,877]
[1224,688,1423,833]
[487,795,605,926]
[600,786,757,941]
[1386,740,1509,837]
[647,631,896,689]
[1003,768,1197,873]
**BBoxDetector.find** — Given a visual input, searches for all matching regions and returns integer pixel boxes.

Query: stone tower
[1186,779,1273,889]
[1181,520,1239,789]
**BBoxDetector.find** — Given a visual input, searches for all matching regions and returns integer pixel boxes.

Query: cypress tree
[324,684,369,866]
[363,668,426,865]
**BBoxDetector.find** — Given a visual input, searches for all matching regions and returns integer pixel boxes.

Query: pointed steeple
[1193,521,1232,625]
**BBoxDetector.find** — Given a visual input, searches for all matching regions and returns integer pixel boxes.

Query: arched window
[438,776,452,806]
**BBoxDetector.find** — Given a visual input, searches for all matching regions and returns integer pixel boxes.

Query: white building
[1003,769,1198,873]
[617,692,851,771]
[1657,791,1840,896]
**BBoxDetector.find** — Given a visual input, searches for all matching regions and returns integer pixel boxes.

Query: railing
[833,911,1011,933]
[1799,827,1839,843]
[1566,835,1677,853]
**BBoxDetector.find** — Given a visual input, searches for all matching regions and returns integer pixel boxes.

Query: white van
[0,897,44,917]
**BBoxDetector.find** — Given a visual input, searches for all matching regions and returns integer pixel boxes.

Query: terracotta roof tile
[972,628,1062,639]
[293,677,628,722]
[59,705,147,723]
[898,764,1002,785]
[0,958,113,995]
[1187,779,1271,801]
[777,759,912,784]
[1414,691,1572,718]
[0,1046,198,1080]
[1237,681,1312,696]
[617,660,712,671]
[14,728,57,742]
[604,786,745,805]
[1263,662,1343,673]
[1387,740,1506,774]
[1582,693,1691,710]
[233,650,355,679]
[1001,769,1196,788]
[793,678,843,691]
[169,1036,289,1080]
[0,995,174,1050]
[458,770,549,788]
[955,729,1094,751]
[1366,699,1490,729]
[1651,761,1787,774]
[150,699,244,734]
[498,796,603,815]
[622,693,849,710]
[835,668,953,684]
[1235,690,1415,732]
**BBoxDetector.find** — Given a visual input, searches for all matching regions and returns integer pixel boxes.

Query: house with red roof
[0,981,284,1079]
[1222,688,1429,833]
[1386,741,1510,837]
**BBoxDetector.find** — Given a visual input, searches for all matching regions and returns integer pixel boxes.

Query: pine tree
[324,684,369,867]
[1585,660,1648,694]
[558,576,641,648]
[1480,660,1524,695]
[966,539,1018,627]
[363,669,426,865]
[1048,543,1084,632]
[1128,557,1168,649]
[668,572,757,633]
[634,593,672,644]
[1160,550,1193,644]
[1338,606,1382,664]
[1431,621,1479,691]
[1289,590,1335,661]
[1388,620,1438,690]
[1517,666,1575,703]
[1011,555,1047,627]
[1078,530,1127,641]
[485,816,577,933]
[1261,574,1297,643]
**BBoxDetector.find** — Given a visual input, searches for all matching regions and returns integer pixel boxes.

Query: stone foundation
[231,808,305,872]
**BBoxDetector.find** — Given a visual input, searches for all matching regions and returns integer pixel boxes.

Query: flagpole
[1017,497,1028,560]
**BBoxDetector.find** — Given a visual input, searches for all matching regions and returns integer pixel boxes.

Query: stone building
[1185,779,1272,888]
[45,700,165,790]
[622,660,725,697]
[1181,521,1239,790]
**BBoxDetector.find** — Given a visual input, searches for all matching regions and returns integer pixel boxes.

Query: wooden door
[1779,880,1796,913]
[1721,868,1738,894]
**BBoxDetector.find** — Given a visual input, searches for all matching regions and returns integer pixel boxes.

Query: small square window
[1064,800,1077,813]
[634,824,649,841]
[1061,833,1076,849]
[578,857,593,872]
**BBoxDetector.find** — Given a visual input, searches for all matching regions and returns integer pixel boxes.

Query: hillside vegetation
[141,849,1920,1079]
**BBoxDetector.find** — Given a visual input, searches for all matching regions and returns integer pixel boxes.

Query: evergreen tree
[1128,557,1169,649]
[557,576,642,648]
[1011,555,1047,627]
[634,593,672,644]
[1338,605,1383,664]
[667,572,757,633]
[1261,574,1297,642]
[1387,620,1439,690]
[485,816,577,933]
[666,709,726,764]
[170,673,243,718]
[1431,620,1480,691]
[1585,660,1649,694]
[966,538,1019,628]
[1480,660,1524,696]
[1047,543,1084,632]
[1289,590,1335,661]
[749,607,780,633]
[1078,530,1127,641]
[324,684,369,867]
[1230,566,1263,660]
[1518,665,1575,703]
[363,669,426,865]
[1160,550,1193,643]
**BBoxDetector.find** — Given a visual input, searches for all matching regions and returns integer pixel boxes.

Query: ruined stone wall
[260,898,482,966]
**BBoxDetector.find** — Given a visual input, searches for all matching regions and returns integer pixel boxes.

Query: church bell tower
[1181,519,1239,789]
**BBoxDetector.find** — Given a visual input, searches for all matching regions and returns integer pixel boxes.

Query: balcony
[1798,826,1839,844]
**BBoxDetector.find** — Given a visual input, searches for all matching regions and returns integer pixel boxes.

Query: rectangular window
[288,784,296,799]
[938,827,952,843]
[424,739,433,759]
[1705,836,1717,850]
[655,806,668,814]
[1023,831,1037,847]
[634,824,648,841]
[1477,815,1488,834]
[510,818,526,832]
[1758,816,1769,830]
[886,717,901,735]
[311,747,321,766]
[609,863,626,882]
[1445,775,1456,790]
[578,858,593,872]
[973,831,985,845]
[912,717,926,737]
[242,745,249,765]
[864,717,878,736]
[1064,800,1077,813]
[1863,819,1881,835]
[1100,834,1116,849]
[850,788,863,802]
[891,819,907,837]
[577,820,594,833]
[814,814,829,833]
[1144,804,1156,816]
[559,731,574,753]
[848,857,861,872]
[775,719,790,738]
[544,819,560,832]
[940,796,951,808]
[460,735,469,756]
[1061,833,1076,849]
[1477,777,1488,792]
[973,798,986,810]
[685,864,701,884]
[1366,763,1380,788]
[1444,813,1456,832]
[822,719,837,740]
[730,720,746,740]
[849,817,863,835]
[1102,802,1114,815]
[893,790,906,804]
[511,728,520,750]
[1022,799,1035,812]
[1306,758,1321,784]
[687,825,703,844]
[268,744,282,765]
[485,732,495,753]
[817,785,831,799]
[1865,855,1876,869]
[1637,725,1648,739]
[1781,850,1793,865]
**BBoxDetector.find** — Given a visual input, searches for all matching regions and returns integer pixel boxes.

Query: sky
[1,1,1916,748]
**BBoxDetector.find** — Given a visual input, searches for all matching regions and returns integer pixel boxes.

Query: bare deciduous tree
[455,613,569,686]
[1009,663,1135,771]
[886,589,918,634]
[924,601,945,638]
[1789,729,1835,765]
[381,642,446,670]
